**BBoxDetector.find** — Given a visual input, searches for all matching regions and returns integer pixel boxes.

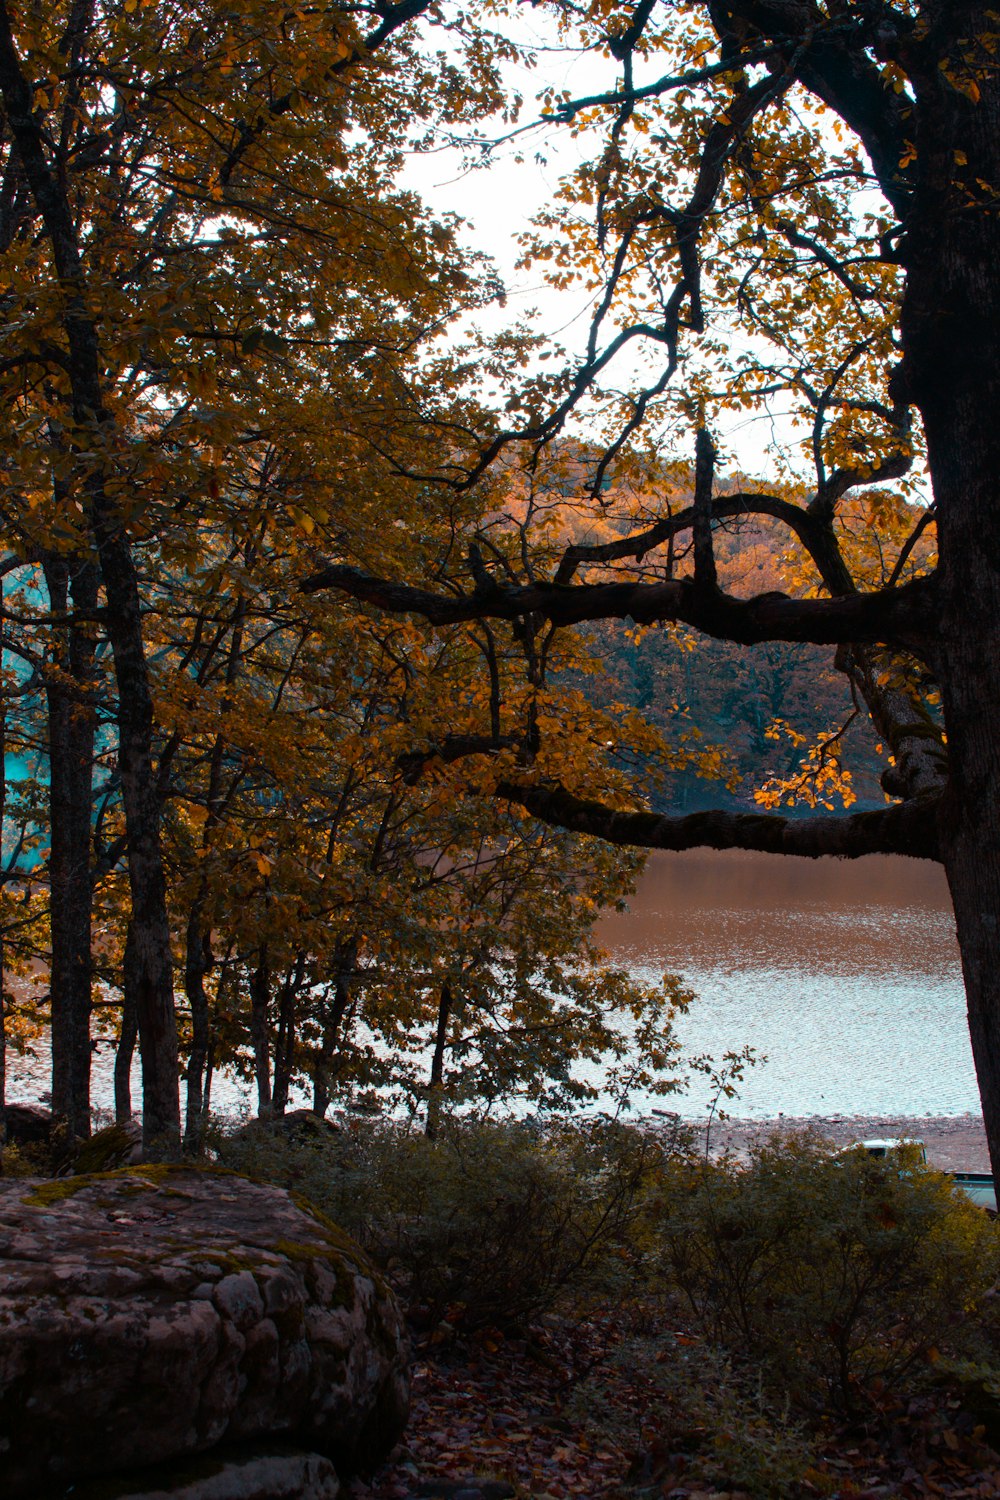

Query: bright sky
[398,34,813,484]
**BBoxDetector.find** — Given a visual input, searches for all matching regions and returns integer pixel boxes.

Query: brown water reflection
[597,849,958,976]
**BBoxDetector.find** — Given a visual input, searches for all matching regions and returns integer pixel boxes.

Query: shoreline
[681,1110,990,1172]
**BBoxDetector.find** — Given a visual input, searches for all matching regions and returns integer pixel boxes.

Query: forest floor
[352,1115,1000,1500]
[354,1299,1000,1500]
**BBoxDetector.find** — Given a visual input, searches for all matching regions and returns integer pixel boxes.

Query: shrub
[654,1132,1000,1413]
[569,1332,823,1500]
[216,1114,673,1330]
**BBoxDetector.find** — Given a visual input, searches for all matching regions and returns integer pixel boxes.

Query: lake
[5,849,975,1123]
[595,848,975,1120]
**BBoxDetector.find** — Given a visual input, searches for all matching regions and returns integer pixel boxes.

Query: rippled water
[595,848,974,1119]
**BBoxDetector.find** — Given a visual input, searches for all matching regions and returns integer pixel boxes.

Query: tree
[304,3,1000,1177]
[0,0,510,1147]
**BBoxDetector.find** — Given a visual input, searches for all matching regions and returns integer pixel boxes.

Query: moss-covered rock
[0,1166,408,1500]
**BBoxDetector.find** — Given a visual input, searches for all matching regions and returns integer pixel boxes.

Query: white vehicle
[854,1137,997,1214]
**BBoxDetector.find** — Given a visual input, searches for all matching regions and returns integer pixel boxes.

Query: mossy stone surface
[0,1166,408,1500]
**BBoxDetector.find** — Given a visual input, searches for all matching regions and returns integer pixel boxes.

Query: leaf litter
[351,1301,1000,1500]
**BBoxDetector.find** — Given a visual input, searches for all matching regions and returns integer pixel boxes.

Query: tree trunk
[425,980,452,1139]
[903,13,1000,1180]
[313,939,357,1117]
[183,896,212,1152]
[115,921,139,1123]
[250,946,272,1118]
[42,555,99,1141]
[272,955,305,1117]
[0,623,6,1133]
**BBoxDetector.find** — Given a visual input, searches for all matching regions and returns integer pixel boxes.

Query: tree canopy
[2,0,1000,1174]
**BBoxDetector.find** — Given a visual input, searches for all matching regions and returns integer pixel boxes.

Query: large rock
[0,1166,408,1499]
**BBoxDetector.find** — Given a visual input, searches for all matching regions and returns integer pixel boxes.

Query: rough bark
[42,555,99,1141]
[899,2,1000,1181]
[114,920,139,1124]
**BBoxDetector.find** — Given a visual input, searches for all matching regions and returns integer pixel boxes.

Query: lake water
[595,848,975,1120]
[5,849,976,1123]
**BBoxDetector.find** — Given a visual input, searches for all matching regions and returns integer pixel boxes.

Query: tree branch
[497,778,942,862]
[302,562,937,655]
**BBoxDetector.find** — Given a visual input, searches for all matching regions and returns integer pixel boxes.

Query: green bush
[654,1132,1000,1413]
[216,1114,673,1330]
[570,1332,822,1500]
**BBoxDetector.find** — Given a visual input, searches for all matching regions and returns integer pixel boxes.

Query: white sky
[398,34,814,484]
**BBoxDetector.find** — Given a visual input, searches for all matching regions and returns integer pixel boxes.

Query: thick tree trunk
[42,556,98,1141]
[99,528,179,1156]
[903,11,1000,1180]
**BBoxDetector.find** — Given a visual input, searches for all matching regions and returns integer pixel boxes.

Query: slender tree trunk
[1,622,6,1134]
[183,896,212,1152]
[425,980,452,1139]
[313,938,357,1116]
[0,30,179,1155]
[115,921,139,1123]
[250,946,272,1118]
[272,954,305,1117]
[903,20,1000,1180]
[42,555,99,1141]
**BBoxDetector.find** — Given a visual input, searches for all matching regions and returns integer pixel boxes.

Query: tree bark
[425,979,452,1139]
[0,612,6,1133]
[250,946,272,1118]
[313,938,357,1117]
[183,897,212,1152]
[272,955,305,1117]
[114,920,139,1123]
[0,16,179,1156]
[900,3,1000,1182]
[42,555,99,1141]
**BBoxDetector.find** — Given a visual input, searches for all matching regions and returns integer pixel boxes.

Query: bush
[654,1132,1000,1413]
[569,1332,823,1500]
[216,1114,673,1331]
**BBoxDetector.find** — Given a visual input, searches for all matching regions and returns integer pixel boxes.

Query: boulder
[0,1166,409,1499]
[2,1102,52,1146]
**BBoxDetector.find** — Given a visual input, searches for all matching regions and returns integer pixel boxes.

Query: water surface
[596,848,973,1119]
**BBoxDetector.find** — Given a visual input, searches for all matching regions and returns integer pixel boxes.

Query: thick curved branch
[497,779,942,862]
[302,562,937,655]
[555,489,817,583]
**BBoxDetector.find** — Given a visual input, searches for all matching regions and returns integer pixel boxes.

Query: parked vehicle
[856,1138,997,1214]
